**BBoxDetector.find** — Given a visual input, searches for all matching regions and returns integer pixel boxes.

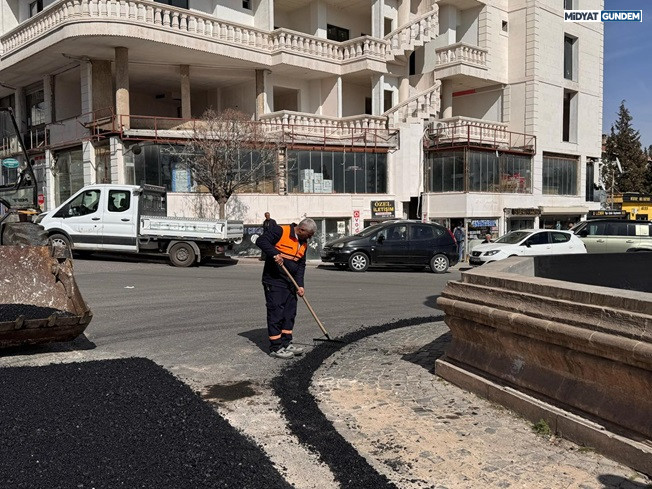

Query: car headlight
[331,242,344,248]
[483,250,501,256]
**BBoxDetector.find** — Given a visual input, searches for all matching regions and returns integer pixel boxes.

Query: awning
[539,206,588,215]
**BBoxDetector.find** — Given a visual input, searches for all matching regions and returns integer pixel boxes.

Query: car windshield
[495,231,530,244]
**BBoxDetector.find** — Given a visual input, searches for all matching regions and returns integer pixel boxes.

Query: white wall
[457,6,480,44]
[341,81,368,117]
[210,0,255,26]
[220,81,256,116]
[453,89,502,122]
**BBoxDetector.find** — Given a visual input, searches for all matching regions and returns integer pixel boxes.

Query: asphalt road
[47,254,461,389]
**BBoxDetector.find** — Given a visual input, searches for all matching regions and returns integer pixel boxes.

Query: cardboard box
[299,169,314,180]
[313,172,324,183]
[300,180,313,193]
[322,180,333,193]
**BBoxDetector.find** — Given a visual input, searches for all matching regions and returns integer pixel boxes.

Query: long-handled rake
[279,264,344,344]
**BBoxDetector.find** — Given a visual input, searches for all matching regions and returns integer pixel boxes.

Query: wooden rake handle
[279,263,332,340]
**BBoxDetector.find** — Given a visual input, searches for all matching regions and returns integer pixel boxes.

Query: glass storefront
[54,148,84,206]
[286,150,387,194]
[542,154,578,195]
[426,149,532,193]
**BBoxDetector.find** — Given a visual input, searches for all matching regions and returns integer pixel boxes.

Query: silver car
[572,219,652,253]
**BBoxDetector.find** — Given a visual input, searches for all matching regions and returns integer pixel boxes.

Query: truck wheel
[2,222,49,246]
[348,252,369,272]
[169,242,196,267]
[430,254,449,273]
[49,233,72,258]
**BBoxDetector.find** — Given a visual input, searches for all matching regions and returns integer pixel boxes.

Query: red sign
[353,210,360,218]
[37,194,45,206]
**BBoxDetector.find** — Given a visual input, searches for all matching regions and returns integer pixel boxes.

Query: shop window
[286,150,386,194]
[426,150,464,192]
[327,24,349,42]
[54,149,85,206]
[542,153,578,195]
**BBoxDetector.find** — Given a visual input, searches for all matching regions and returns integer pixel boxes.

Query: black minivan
[320,220,458,273]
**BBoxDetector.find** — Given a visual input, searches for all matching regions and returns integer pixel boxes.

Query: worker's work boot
[270,347,294,359]
[284,344,304,355]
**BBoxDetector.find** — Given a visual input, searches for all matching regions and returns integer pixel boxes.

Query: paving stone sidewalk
[312,321,652,489]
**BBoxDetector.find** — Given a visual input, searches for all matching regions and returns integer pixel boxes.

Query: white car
[468,229,587,266]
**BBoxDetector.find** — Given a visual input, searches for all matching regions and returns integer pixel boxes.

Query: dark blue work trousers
[263,283,297,352]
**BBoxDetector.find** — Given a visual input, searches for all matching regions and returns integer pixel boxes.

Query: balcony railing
[426,116,536,153]
[1,0,387,63]
[435,42,488,68]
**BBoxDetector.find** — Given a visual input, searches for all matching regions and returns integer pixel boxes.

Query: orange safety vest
[275,225,307,262]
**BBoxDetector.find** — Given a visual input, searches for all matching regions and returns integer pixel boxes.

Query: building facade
[0,0,603,257]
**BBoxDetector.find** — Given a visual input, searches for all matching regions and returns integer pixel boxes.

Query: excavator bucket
[0,245,92,348]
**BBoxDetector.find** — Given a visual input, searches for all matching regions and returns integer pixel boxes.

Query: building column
[43,75,54,125]
[371,0,383,38]
[397,0,410,28]
[14,87,26,135]
[371,74,384,116]
[336,76,342,118]
[180,65,191,119]
[44,149,57,210]
[115,47,130,130]
[92,60,113,118]
[439,4,458,45]
[110,136,125,184]
[399,64,410,103]
[255,69,270,120]
[441,79,453,118]
[83,140,96,185]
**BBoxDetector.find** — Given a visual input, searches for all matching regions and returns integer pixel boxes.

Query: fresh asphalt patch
[273,314,445,489]
[0,357,292,489]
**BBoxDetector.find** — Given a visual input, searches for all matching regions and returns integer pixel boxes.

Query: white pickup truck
[37,184,244,267]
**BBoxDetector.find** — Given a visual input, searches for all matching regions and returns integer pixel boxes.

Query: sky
[602,0,652,148]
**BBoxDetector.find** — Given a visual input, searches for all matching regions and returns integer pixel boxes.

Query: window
[501,21,508,32]
[586,159,595,201]
[154,0,188,9]
[427,150,464,192]
[29,0,43,17]
[409,52,416,76]
[287,150,386,194]
[543,154,578,195]
[25,88,45,127]
[606,222,629,236]
[551,232,571,243]
[380,224,407,241]
[383,90,393,113]
[562,89,578,142]
[384,18,393,36]
[564,0,573,10]
[327,24,349,42]
[242,0,251,9]
[525,232,549,246]
[56,190,101,218]
[410,224,440,240]
[108,190,131,213]
[586,222,606,236]
[564,35,577,80]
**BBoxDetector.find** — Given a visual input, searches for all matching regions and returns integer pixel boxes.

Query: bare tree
[177,108,279,219]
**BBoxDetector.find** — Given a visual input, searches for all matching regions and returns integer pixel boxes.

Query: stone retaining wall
[436,257,652,476]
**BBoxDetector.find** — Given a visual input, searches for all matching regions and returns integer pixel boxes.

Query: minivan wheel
[348,252,369,272]
[430,254,449,273]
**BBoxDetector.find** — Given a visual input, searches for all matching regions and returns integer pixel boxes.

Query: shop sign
[587,210,627,219]
[2,158,19,169]
[471,220,497,227]
[505,208,540,217]
[371,200,395,218]
[352,209,362,234]
[623,194,651,203]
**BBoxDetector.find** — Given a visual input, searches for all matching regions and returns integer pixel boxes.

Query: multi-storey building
[0,0,602,257]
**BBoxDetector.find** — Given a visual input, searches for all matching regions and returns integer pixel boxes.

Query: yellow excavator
[0,107,92,348]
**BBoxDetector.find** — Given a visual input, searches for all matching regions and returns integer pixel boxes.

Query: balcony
[433,42,488,79]
[0,0,387,73]
[426,116,536,154]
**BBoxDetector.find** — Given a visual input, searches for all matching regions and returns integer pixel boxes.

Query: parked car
[469,229,586,266]
[571,219,652,253]
[320,220,458,273]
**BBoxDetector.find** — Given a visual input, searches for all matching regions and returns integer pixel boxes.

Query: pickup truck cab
[38,184,243,267]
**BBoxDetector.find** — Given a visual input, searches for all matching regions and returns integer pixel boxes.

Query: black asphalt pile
[273,315,444,489]
[0,304,75,321]
[0,357,292,489]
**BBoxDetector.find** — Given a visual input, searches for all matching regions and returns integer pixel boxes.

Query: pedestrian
[256,218,317,359]
[482,233,493,244]
[259,212,277,260]
[453,222,466,262]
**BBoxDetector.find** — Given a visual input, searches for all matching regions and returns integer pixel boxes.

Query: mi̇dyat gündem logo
[564,9,642,22]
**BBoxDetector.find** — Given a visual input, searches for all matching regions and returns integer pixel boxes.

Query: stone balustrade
[385,8,438,58]
[431,116,509,143]
[435,42,488,67]
[260,111,388,132]
[1,0,388,63]
[384,81,441,125]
